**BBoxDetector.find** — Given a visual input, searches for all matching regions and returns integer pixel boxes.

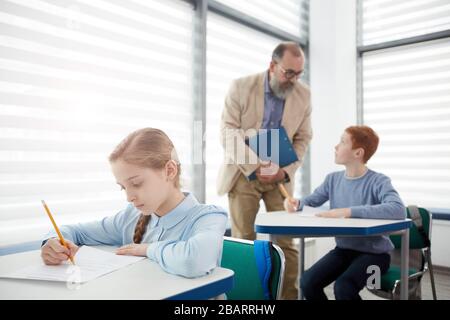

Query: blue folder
[245,127,298,180]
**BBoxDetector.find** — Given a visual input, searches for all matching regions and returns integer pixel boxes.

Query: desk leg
[299,237,305,300]
[400,228,409,300]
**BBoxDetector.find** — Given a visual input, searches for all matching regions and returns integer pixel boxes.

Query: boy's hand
[256,161,286,184]
[316,208,351,218]
[116,243,149,257]
[41,238,79,265]
[284,198,300,213]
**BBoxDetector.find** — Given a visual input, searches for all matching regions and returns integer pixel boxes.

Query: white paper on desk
[0,246,145,283]
[298,205,327,217]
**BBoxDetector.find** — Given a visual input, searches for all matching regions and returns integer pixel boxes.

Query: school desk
[255,212,412,300]
[0,246,234,300]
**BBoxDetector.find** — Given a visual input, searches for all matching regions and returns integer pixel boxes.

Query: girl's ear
[165,160,178,181]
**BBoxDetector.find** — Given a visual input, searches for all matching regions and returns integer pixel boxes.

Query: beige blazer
[217,71,312,196]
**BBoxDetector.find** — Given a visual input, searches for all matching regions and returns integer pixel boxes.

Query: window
[214,0,308,39]
[0,0,310,246]
[205,12,281,210]
[359,0,450,208]
[0,0,194,245]
[362,0,450,45]
[205,1,310,210]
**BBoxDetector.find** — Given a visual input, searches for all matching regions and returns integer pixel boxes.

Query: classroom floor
[323,267,450,300]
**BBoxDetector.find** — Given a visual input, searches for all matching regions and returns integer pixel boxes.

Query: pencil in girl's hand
[41,200,75,265]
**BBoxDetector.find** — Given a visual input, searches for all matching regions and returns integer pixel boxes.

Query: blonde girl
[41,128,228,278]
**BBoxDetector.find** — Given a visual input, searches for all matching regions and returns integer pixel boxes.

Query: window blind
[362,0,450,45]
[0,0,194,245]
[205,12,280,211]
[362,38,450,208]
[214,0,309,39]
[205,1,309,211]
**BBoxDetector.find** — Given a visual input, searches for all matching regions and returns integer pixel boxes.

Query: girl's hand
[284,198,300,213]
[116,243,149,257]
[316,208,351,218]
[41,238,79,265]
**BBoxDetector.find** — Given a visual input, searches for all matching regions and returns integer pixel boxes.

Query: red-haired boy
[284,125,406,300]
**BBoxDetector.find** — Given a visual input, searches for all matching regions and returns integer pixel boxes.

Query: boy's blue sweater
[300,169,406,254]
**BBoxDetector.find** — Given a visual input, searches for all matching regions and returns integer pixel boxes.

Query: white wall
[308,0,358,260]
[431,220,450,267]
[310,0,357,185]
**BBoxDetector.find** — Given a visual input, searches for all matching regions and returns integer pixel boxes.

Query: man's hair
[345,125,379,163]
[272,42,303,62]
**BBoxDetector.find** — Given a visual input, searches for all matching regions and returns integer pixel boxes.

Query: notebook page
[0,246,145,283]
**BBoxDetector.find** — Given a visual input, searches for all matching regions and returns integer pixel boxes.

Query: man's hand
[41,238,79,265]
[256,161,286,184]
[116,243,149,257]
[316,208,351,218]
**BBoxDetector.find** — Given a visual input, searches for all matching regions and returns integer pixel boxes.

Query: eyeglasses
[277,63,303,80]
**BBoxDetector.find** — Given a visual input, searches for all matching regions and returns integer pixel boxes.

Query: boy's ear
[355,148,365,160]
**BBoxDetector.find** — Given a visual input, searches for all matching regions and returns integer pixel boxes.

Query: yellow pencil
[278,183,293,202]
[41,200,75,265]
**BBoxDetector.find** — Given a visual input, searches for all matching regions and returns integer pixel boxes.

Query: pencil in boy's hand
[278,182,292,201]
[41,200,76,265]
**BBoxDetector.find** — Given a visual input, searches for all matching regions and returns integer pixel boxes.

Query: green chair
[221,236,285,300]
[369,206,437,300]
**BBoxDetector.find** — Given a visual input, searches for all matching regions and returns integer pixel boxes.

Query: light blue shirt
[44,193,228,278]
[261,71,285,129]
[299,169,406,254]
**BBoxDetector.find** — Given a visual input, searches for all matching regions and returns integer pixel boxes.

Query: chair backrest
[390,206,432,250]
[220,237,285,300]
[371,207,433,299]
[388,206,432,272]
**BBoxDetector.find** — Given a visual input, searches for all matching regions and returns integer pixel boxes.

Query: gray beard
[269,76,294,100]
